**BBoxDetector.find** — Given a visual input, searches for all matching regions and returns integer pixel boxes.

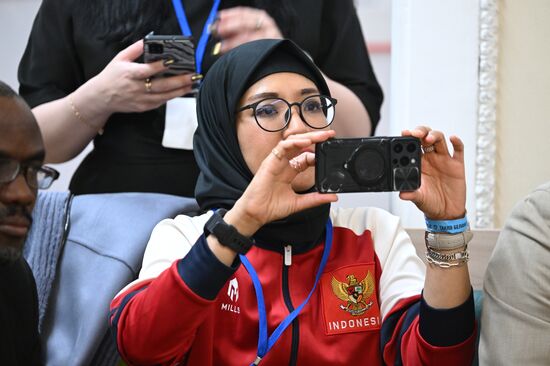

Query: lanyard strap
[240,219,333,365]
[171,0,221,74]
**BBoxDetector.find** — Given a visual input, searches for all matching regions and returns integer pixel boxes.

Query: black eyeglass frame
[237,94,338,132]
[0,158,60,190]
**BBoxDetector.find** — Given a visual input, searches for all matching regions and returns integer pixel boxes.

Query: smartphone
[143,33,195,77]
[315,136,421,193]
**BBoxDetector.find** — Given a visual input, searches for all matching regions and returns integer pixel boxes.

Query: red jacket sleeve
[381,293,476,365]
[110,261,214,365]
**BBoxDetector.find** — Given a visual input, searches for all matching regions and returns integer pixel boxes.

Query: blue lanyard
[240,219,333,365]
[171,0,221,75]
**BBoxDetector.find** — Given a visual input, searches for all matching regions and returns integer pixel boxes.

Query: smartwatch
[204,209,254,255]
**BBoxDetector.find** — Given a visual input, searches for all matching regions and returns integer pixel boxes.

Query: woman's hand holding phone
[399,126,467,220]
[89,39,194,115]
[229,130,338,236]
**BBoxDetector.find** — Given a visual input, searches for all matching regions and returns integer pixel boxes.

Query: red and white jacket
[111,207,475,365]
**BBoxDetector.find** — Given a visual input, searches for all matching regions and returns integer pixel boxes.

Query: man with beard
[0,81,59,365]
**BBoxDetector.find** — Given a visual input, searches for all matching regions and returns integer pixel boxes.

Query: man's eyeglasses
[238,95,337,132]
[0,158,60,189]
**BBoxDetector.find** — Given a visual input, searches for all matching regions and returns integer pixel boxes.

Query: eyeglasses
[0,158,60,189]
[238,95,337,132]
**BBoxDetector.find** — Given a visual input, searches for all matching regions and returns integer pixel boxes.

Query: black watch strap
[204,209,254,255]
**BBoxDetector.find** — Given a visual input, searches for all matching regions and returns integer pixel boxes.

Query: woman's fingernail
[191,74,204,81]
[212,41,222,56]
[163,58,175,66]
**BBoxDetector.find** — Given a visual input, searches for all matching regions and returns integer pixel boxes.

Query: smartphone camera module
[143,33,196,77]
[148,43,164,54]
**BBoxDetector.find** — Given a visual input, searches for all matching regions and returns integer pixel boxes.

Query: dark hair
[0,81,18,98]
[78,0,297,45]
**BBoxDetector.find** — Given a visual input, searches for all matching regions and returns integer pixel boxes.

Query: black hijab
[194,39,331,252]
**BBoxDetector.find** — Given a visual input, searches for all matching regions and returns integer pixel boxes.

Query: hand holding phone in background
[86,39,194,115]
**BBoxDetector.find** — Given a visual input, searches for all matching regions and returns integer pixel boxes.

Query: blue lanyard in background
[171,0,221,75]
[240,219,333,365]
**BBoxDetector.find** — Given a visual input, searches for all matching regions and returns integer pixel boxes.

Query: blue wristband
[425,216,469,234]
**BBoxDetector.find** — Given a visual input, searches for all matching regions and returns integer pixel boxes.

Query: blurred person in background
[18,0,382,197]
[480,181,550,365]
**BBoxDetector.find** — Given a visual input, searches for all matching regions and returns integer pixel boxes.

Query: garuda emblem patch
[331,272,375,316]
[320,264,381,335]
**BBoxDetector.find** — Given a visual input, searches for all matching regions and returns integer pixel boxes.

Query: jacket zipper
[282,253,299,366]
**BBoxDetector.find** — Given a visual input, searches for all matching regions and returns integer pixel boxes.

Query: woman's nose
[284,105,309,136]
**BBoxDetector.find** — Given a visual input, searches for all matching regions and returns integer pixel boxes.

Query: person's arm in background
[479,182,550,364]
[18,0,194,164]
[214,0,383,137]
[315,0,383,137]
[323,76,373,136]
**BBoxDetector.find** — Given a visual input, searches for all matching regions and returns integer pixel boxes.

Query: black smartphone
[143,33,195,77]
[315,136,421,193]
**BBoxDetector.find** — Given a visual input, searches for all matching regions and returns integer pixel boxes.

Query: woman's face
[236,72,328,192]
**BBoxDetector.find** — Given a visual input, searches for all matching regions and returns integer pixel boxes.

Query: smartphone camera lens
[407,143,417,153]
[400,156,410,167]
[394,144,403,153]
[349,148,385,185]
[149,43,164,54]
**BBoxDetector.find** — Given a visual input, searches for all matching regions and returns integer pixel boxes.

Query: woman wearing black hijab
[111,39,476,365]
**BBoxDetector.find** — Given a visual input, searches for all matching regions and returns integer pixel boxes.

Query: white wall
[0,0,40,89]
[390,0,480,227]
[335,0,393,212]
[348,1,482,228]
[356,0,392,42]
